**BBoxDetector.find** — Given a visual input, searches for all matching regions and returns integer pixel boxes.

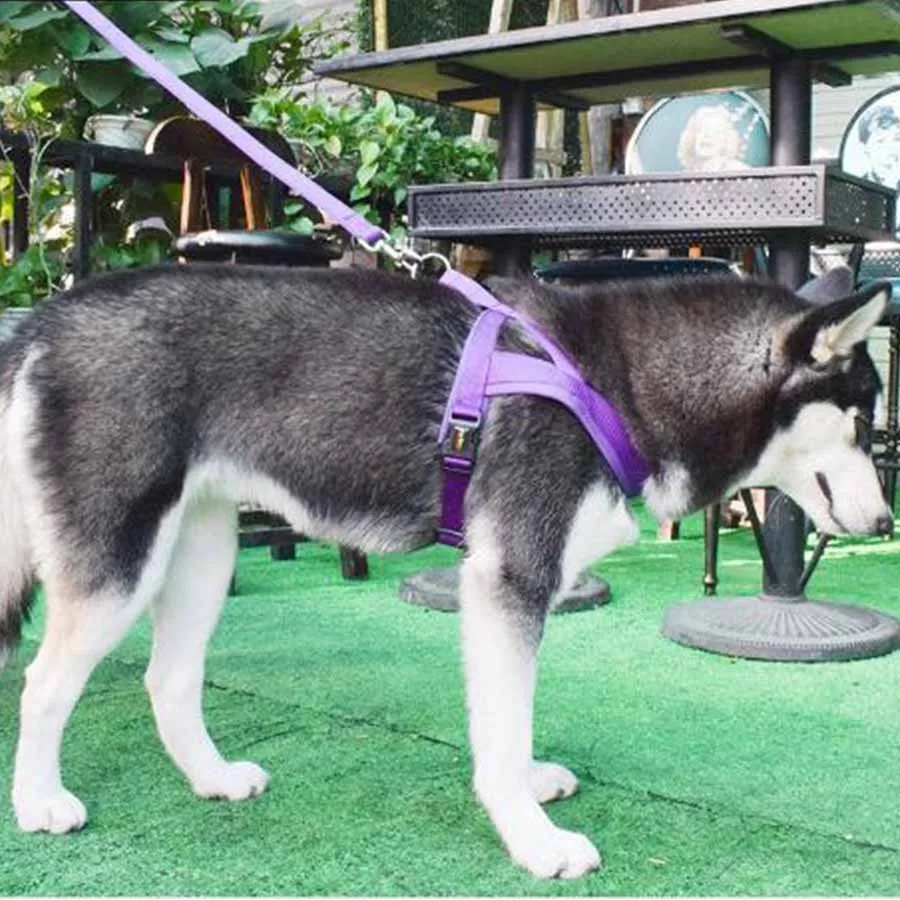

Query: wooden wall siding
[292,0,358,101]
[812,73,900,159]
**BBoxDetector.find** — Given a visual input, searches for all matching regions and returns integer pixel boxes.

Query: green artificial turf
[2,506,900,896]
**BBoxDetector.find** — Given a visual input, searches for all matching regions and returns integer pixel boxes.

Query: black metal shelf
[408,165,896,250]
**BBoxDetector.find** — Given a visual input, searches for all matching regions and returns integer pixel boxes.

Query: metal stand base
[662,594,900,662]
[400,566,611,613]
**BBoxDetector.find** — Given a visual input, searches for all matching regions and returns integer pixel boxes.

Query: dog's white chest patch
[556,481,638,598]
[642,462,692,521]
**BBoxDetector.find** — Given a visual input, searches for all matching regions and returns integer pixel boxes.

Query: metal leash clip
[358,236,449,279]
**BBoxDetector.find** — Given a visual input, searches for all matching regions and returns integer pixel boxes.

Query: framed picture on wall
[624,91,770,175]
[841,86,900,230]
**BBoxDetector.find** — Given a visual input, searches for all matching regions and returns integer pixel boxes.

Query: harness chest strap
[436,273,652,548]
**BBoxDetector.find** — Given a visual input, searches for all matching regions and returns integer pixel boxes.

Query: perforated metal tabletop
[409,165,896,249]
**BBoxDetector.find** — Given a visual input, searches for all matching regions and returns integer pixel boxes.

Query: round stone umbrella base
[400,566,611,614]
[662,594,900,662]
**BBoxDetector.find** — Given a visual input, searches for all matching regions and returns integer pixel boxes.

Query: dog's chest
[555,482,639,599]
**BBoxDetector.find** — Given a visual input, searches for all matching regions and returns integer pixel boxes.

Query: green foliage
[0,1,353,308]
[0,242,65,308]
[0,76,175,309]
[89,233,171,273]
[248,90,497,236]
[0,0,352,137]
[0,77,58,136]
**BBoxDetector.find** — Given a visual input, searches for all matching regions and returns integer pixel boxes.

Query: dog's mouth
[814,471,849,535]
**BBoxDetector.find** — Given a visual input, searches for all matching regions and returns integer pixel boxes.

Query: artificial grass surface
[2,506,900,895]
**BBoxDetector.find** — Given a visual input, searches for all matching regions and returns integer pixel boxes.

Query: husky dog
[0,263,891,879]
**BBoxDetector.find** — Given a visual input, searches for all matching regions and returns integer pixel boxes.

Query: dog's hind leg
[12,586,149,833]
[144,497,269,801]
[461,513,601,880]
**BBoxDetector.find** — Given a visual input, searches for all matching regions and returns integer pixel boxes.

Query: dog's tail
[0,351,36,671]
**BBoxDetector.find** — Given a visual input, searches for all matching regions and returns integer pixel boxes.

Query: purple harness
[64,1,653,547]
[435,270,650,546]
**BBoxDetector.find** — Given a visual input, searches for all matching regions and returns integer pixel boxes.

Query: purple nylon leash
[63,0,652,548]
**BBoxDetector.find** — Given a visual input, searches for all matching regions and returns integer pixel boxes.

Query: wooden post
[577,0,616,175]
[470,0,514,144]
[535,0,576,176]
[373,0,388,51]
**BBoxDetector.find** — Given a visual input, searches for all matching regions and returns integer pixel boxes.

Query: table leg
[72,150,93,283]
[11,150,30,261]
[495,82,536,277]
[662,57,900,661]
[763,56,812,601]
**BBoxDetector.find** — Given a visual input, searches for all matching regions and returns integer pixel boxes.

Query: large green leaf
[75,64,127,109]
[138,38,200,76]
[356,162,378,188]
[72,43,124,62]
[51,22,92,57]
[33,66,62,86]
[0,2,32,24]
[103,1,164,33]
[6,5,67,30]
[190,28,253,68]
[360,140,380,167]
[152,26,190,45]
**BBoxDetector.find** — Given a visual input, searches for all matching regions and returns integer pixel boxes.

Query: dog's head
[738,268,893,537]
[487,266,893,537]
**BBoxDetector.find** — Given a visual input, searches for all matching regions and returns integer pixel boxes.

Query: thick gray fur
[0,263,885,655]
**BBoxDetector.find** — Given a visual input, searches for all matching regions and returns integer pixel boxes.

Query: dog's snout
[874,512,895,536]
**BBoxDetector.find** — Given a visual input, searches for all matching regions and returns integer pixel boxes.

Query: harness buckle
[442,413,481,461]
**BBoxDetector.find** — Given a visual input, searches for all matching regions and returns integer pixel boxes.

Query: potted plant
[247,90,498,242]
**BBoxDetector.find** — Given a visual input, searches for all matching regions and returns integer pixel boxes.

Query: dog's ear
[780,280,890,365]
[796,265,855,306]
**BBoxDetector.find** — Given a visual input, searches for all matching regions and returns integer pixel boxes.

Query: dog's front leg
[459,548,600,879]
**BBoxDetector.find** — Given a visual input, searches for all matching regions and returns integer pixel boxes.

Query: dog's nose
[874,513,895,536]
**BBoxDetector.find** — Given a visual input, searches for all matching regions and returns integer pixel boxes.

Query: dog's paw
[509,825,601,879]
[193,761,270,801]
[13,788,87,834]
[529,761,579,804]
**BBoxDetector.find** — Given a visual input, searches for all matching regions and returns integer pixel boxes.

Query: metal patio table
[318,0,900,660]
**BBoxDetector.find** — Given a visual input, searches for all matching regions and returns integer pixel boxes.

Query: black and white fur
[0,263,891,878]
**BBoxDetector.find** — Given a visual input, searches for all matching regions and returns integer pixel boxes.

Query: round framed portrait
[840,86,900,229]
[625,91,770,175]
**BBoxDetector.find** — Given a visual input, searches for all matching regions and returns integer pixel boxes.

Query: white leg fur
[12,590,148,833]
[461,515,601,879]
[144,498,268,801]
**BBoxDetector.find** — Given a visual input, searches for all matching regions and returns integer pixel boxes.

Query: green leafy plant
[0,0,352,136]
[0,76,72,306]
[0,78,175,309]
[0,241,65,308]
[248,91,497,238]
[89,232,172,273]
